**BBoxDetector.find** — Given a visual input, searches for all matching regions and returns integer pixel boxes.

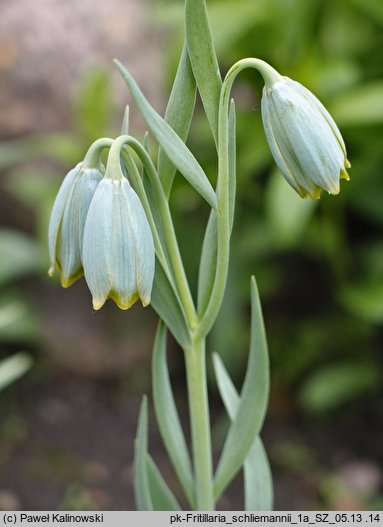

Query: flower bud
[82,161,155,310]
[261,71,350,199]
[48,163,104,287]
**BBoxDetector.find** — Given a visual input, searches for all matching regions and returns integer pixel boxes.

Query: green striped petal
[83,178,155,310]
[261,76,350,199]
[48,163,104,287]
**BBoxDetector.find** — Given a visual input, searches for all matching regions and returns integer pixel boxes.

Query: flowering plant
[48,0,349,511]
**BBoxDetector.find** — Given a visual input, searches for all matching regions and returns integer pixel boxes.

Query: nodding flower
[82,140,155,310]
[48,162,104,287]
[260,66,350,199]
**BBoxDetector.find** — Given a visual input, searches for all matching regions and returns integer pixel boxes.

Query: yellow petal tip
[92,299,105,310]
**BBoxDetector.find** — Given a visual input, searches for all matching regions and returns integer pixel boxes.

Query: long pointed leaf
[213,353,273,510]
[120,105,130,135]
[214,277,270,499]
[244,439,273,511]
[151,264,191,349]
[152,322,195,508]
[0,353,32,391]
[114,60,217,209]
[197,212,217,315]
[146,454,181,511]
[158,43,197,197]
[197,101,236,314]
[185,0,222,145]
[134,397,153,511]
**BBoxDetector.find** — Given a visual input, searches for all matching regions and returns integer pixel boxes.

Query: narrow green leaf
[0,353,32,392]
[197,101,236,314]
[299,362,379,413]
[114,60,217,209]
[146,454,181,511]
[151,264,191,349]
[152,322,195,507]
[120,105,130,135]
[213,354,273,510]
[0,302,24,333]
[141,154,174,273]
[340,280,383,324]
[134,397,153,511]
[214,277,270,499]
[185,0,222,145]
[243,439,273,511]
[197,212,217,315]
[0,296,39,344]
[158,43,197,197]
[330,82,383,126]
[0,228,43,286]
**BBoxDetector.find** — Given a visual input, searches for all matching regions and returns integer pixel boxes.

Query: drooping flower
[82,164,155,310]
[48,163,104,287]
[261,69,350,199]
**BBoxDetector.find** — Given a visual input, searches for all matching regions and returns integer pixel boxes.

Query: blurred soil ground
[0,362,382,510]
[0,0,164,137]
[0,0,382,513]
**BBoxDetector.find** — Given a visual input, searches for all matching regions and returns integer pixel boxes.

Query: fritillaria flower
[48,163,104,287]
[261,69,350,199]
[82,160,155,310]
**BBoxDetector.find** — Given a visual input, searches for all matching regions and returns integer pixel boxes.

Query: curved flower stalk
[82,141,155,310]
[260,65,351,199]
[48,162,105,287]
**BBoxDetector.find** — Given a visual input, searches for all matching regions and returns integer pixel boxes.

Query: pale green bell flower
[260,67,350,199]
[48,162,104,287]
[82,155,155,310]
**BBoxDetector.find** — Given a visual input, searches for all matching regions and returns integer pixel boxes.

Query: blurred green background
[0,0,382,511]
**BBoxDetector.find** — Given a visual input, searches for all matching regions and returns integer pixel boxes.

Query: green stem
[196,58,275,340]
[124,136,198,330]
[83,137,114,169]
[184,339,214,510]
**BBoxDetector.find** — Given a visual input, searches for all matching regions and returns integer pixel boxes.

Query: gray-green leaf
[150,264,191,349]
[152,322,195,507]
[158,43,197,197]
[0,228,43,286]
[197,101,236,315]
[0,352,32,392]
[134,397,153,511]
[213,353,273,510]
[214,277,270,499]
[146,454,181,511]
[114,60,217,209]
[185,0,222,145]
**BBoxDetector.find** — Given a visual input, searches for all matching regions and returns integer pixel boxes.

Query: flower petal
[261,76,349,199]
[48,164,81,275]
[83,179,115,309]
[261,88,306,196]
[121,180,155,306]
[109,180,137,309]
[54,166,104,287]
